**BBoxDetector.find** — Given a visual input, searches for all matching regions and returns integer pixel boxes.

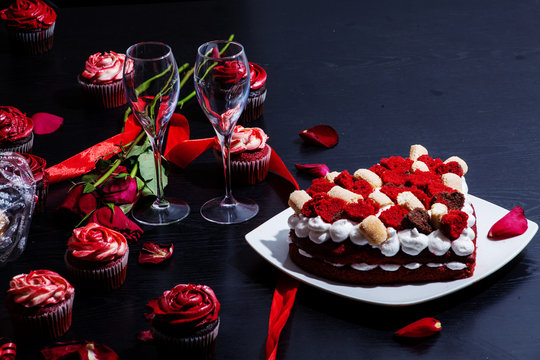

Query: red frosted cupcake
[0,106,34,153]
[78,51,133,108]
[239,62,267,123]
[20,153,48,213]
[0,0,56,54]
[64,223,129,291]
[6,270,74,339]
[147,284,220,359]
[214,125,271,184]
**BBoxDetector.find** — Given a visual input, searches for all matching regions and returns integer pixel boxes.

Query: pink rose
[81,51,133,85]
[100,176,139,205]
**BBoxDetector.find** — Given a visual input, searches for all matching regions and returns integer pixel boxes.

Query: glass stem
[150,136,168,208]
[220,132,235,206]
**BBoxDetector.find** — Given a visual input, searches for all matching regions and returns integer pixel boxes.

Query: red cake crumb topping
[417,155,444,170]
[369,164,387,177]
[440,210,468,239]
[406,171,440,189]
[434,161,464,177]
[379,205,409,230]
[302,193,346,223]
[381,170,409,186]
[334,170,355,188]
[343,199,380,222]
[348,178,373,198]
[409,187,432,208]
[306,177,335,196]
[380,184,405,202]
[425,182,455,198]
[380,156,413,172]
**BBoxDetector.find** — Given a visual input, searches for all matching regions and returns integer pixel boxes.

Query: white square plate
[245,195,538,306]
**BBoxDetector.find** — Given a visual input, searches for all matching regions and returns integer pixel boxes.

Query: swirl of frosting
[7,270,74,308]
[329,219,355,243]
[451,227,475,256]
[427,229,452,256]
[294,216,310,238]
[0,106,33,142]
[0,0,56,30]
[249,62,267,90]
[81,51,133,85]
[218,125,269,154]
[399,228,428,256]
[213,60,248,84]
[147,284,220,328]
[308,216,331,232]
[379,228,400,257]
[20,153,46,182]
[67,223,128,262]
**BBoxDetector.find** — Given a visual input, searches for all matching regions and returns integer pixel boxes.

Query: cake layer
[289,243,476,284]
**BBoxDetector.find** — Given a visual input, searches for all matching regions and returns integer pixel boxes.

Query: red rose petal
[395,317,442,338]
[295,163,329,177]
[31,112,63,135]
[41,341,118,360]
[138,241,173,264]
[136,330,154,343]
[299,125,338,148]
[488,206,528,240]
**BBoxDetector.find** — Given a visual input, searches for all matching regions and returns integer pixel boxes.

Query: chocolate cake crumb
[404,208,433,234]
[433,191,465,210]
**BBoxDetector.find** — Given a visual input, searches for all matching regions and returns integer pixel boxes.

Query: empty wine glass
[194,40,259,224]
[123,42,190,226]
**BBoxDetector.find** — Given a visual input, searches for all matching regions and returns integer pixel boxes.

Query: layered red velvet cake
[287,145,477,284]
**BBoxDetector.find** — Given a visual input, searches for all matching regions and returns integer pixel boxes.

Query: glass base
[132,198,190,226]
[200,196,259,224]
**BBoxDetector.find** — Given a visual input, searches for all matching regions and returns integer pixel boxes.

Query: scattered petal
[32,112,63,135]
[295,163,329,177]
[41,341,118,360]
[395,317,442,338]
[299,125,338,148]
[137,330,154,343]
[0,338,16,360]
[488,206,528,240]
[143,312,154,321]
[138,241,173,264]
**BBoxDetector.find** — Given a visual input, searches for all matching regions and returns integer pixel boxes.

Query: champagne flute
[123,42,190,226]
[194,40,259,224]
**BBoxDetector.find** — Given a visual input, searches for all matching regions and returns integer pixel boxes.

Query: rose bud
[100,176,139,205]
[88,206,143,242]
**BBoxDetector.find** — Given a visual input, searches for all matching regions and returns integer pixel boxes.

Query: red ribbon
[46,113,301,359]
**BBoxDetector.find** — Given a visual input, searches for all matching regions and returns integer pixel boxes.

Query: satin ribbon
[46,113,301,359]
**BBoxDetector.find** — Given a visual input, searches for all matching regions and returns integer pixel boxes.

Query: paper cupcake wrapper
[240,89,266,123]
[151,318,220,359]
[78,77,127,109]
[35,171,49,213]
[65,247,129,291]
[7,23,55,55]
[10,294,74,339]
[230,146,272,185]
[0,133,34,154]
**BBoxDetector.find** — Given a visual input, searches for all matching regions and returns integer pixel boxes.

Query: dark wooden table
[1,1,540,359]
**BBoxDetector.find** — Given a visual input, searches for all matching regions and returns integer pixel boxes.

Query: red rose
[58,184,98,217]
[88,206,142,242]
[100,176,138,205]
[147,284,220,329]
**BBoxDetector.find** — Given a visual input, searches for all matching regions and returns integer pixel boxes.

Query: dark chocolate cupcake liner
[151,318,220,359]
[230,146,271,185]
[240,89,266,123]
[0,133,34,154]
[10,294,74,339]
[7,23,55,55]
[78,77,127,109]
[35,171,49,213]
[64,247,129,291]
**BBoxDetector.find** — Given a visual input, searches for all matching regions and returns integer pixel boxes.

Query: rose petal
[299,125,338,148]
[295,163,329,177]
[488,206,528,240]
[31,112,63,135]
[41,341,118,360]
[138,242,173,264]
[395,317,442,338]
[136,330,154,343]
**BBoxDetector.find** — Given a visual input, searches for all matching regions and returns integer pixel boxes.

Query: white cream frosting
[308,216,331,232]
[329,219,356,243]
[404,262,422,270]
[427,229,451,256]
[399,228,428,256]
[349,226,369,245]
[351,263,377,271]
[309,230,330,244]
[379,228,400,256]
[451,227,475,256]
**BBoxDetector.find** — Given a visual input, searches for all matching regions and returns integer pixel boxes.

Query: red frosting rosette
[20,152,46,182]
[67,223,128,262]
[81,51,133,85]
[7,270,74,308]
[147,284,220,330]
[0,0,56,30]
[214,60,248,84]
[0,106,33,143]
[249,63,267,90]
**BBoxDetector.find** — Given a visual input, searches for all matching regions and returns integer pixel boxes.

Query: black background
[1,1,540,359]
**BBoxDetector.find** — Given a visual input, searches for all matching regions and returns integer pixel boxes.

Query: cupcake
[214,125,271,184]
[6,270,74,339]
[0,106,34,153]
[20,153,48,213]
[64,222,129,291]
[0,0,56,55]
[239,62,267,123]
[77,51,133,108]
[147,284,220,359]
